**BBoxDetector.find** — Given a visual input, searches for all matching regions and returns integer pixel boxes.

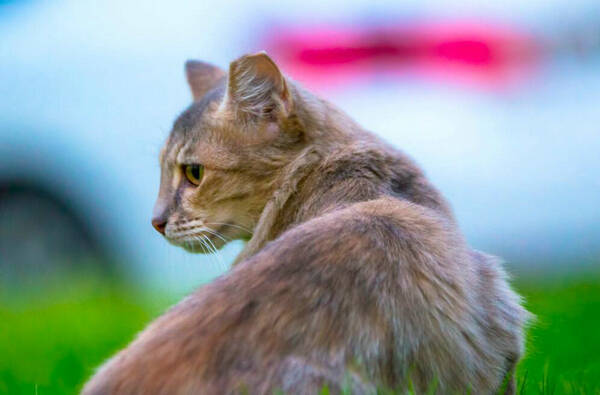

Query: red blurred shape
[435,40,493,65]
[263,21,542,90]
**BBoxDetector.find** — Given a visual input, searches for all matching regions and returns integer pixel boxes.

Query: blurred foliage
[0,270,599,394]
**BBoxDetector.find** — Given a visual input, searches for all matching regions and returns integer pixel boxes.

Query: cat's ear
[224,52,292,120]
[185,60,226,101]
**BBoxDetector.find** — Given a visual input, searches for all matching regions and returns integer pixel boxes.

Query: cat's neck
[232,88,357,264]
[232,88,452,265]
[232,143,326,265]
[234,137,390,264]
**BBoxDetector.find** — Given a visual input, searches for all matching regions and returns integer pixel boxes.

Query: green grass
[0,271,599,394]
[0,275,180,395]
[516,274,600,394]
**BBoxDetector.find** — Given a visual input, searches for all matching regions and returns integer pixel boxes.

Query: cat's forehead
[172,86,225,137]
[162,86,244,168]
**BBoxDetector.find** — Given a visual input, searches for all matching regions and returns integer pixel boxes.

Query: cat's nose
[152,217,167,235]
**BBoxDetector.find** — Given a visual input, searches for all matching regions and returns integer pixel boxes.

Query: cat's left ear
[185,60,226,101]
[225,52,292,120]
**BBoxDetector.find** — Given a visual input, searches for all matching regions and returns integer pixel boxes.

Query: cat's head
[152,53,305,253]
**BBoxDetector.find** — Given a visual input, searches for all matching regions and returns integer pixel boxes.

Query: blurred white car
[1,0,598,290]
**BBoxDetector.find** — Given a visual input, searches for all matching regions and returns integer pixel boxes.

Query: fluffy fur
[82,53,530,394]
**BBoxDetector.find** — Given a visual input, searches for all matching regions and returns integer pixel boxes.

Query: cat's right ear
[223,52,292,120]
[185,60,226,101]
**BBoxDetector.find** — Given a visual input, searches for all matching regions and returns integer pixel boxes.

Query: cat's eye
[183,164,204,186]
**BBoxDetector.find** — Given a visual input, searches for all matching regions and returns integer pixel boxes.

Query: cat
[82,52,530,394]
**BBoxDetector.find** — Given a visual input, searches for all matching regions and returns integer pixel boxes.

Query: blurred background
[1,0,599,393]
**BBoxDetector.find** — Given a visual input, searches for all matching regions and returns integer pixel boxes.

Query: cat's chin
[170,237,226,254]
[179,242,207,254]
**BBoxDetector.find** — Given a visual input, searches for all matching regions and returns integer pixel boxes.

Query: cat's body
[82,53,529,394]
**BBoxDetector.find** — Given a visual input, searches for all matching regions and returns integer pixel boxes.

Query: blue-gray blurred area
[1,0,599,291]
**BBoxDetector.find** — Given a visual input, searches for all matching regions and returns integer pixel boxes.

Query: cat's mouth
[165,224,228,254]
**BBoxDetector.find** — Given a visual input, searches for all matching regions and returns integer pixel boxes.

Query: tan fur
[82,52,530,394]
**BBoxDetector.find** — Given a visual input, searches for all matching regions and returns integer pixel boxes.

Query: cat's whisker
[171,229,197,238]
[172,226,210,239]
[207,222,254,235]
[176,219,205,232]
[202,234,225,270]
[190,233,207,253]
[192,235,211,257]
[203,227,230,244]
[171,226,229,271]
[183,239,197,253]
[199,234,222,271]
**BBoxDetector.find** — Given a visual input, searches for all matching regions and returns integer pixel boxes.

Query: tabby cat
[82,52,529,394]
